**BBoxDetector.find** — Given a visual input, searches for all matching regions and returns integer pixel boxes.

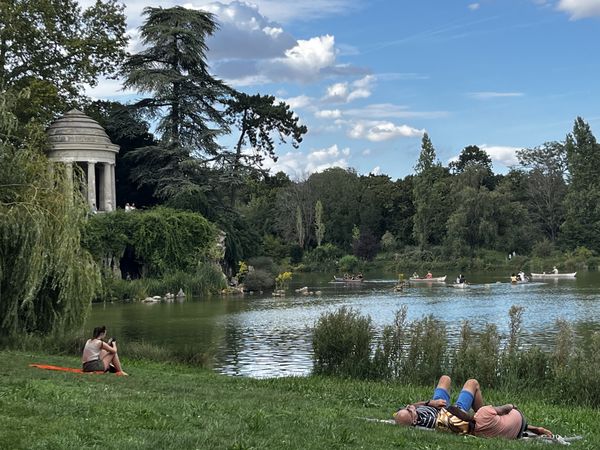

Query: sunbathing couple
[394,375,552,439]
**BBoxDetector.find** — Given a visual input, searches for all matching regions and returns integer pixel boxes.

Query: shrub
[312,307,374,378]
[452,321,479,384]
[247,256,279,275]
[290,245,304,264]
[302,243,344,270]
[532,239,555,258]
[404,315,447,385]
[373,307,408,379]
[243,269,275,291]
[338,254,360,273]
[380,231,397,252]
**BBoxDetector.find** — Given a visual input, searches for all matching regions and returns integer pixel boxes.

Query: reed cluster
[312,304,600,406]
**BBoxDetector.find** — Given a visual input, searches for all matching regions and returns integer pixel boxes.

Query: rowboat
[530,272,576,279]
[409,275,447,283]
[332,276,364,283]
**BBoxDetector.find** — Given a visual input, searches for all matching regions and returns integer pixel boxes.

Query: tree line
[2,2,599,336]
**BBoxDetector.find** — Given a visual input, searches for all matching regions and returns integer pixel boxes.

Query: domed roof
[47,109,114,146]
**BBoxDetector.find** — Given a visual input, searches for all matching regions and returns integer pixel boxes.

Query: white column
[87,162,96,210]
[111,163,117,210]
[102,162,113,211]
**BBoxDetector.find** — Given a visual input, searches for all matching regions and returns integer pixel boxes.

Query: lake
[87,271,600,378]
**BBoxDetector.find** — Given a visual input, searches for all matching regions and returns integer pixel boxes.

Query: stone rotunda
[46,109,119,212]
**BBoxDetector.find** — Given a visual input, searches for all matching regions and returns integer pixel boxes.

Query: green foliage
[123,6,228,154]
[0,0,127,122]
[531,239,556,257]
[404,315,447,384]
[314,200,325,247]
[247,256,279,275]
[312,307,374,378]
[338,255,360,273]
[243,269,275,291]
[0,97,101,337]
[312,304,600,407]
[302,243,344,270]
[82,207,218,277]
[223,92,307,205]
[562,118,600,252]
[100,265,226,301]
[380,231,397,252]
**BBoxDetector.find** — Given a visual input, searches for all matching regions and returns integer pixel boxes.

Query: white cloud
[84,77,137,100]
[323,75,375,103]
[362,148,372,155]
[282,95,313,109]
[315,109,342,119]
[480,145,522,167]
[344,103,449,119]
[468,3,481,10]
[348,120,425,142]
[556,0,600,19]
[264,144,351,177]
[200,2,297,60]
[370,166,381,175]
[469,91,525,100]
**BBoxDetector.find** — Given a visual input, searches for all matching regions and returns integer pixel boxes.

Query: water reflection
[87,271,600,378]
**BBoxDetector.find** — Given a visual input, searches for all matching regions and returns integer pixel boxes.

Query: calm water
[87,271,600,378]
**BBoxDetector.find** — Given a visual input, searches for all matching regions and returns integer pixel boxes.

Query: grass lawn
[1,350,598,449]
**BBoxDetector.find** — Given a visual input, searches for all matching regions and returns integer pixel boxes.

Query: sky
[83,0,600,180]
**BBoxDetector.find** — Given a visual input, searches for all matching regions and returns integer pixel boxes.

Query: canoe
[451,282,468,289]
[332,277,364,283]
[530,272,576,279]
[409,275,447,282]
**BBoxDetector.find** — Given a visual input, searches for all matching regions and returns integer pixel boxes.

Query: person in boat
[412,272,419,279]
[456,274,466,284]
[82,325,127,375]
[425,271,433,279]
[510,273,518,283]
[552,266,559,274]
[443,382,553,440]
[393,375,482,429]
[518,270,526,282]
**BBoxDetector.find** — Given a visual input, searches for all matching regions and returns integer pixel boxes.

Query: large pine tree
[561,117,600,251]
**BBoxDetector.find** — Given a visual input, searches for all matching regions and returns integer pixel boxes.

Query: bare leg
[461,379,483,411]
[100,350,127,374]
[436,375,451,392]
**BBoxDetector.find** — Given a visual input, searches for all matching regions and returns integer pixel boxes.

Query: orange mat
[29,364,124,375]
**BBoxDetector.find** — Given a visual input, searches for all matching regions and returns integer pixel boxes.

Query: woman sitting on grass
[82,325,128,375]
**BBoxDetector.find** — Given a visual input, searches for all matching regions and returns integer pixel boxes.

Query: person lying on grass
[82,325,128,375]
[446,397,553,439]
[393,375,481,429]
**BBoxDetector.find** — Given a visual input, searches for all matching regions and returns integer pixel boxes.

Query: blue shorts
[431,388,474,411]
[454,390,474,411]
[432,387,450,405]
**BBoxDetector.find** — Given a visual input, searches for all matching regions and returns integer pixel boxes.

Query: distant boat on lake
[409,275,447,283]
[530,272,577,280]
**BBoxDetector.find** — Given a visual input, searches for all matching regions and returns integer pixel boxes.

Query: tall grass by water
[312,305,600,407]
[99,264,227,302]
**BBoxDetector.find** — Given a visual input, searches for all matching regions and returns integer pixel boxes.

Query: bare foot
[116,371,128,376]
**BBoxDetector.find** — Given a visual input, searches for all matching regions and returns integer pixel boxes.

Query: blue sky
[83,0,600,180]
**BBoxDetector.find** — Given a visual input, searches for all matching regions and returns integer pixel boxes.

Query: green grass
[1,351,598,449]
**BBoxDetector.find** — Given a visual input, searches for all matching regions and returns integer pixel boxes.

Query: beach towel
[29,364,125,375]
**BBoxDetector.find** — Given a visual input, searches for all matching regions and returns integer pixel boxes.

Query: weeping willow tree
[0,93,101,337]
